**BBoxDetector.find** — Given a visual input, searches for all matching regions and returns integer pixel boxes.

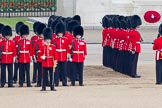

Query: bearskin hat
[158,23,162,35]
[73,25,84,37]
[51,20,59,33]
[2,25,12,37]
[20,25,29,36]
[73,15,81,25]
[67,20,79,33]
[55,22,66,36]
[120,20,127,29]
[130,15,142,28]
[0,23,4,34]
[43,27,53,40]
[36,23,46,35]
[15,22,24,34]
[33,21,41,34]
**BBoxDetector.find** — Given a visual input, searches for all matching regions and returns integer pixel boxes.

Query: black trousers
[32,62,37,82]
[37,62,42,85]
[13,63,19,82]
[67,61,72,80]
[123,51,130,75]
[103,46,107,67]
[71,62,84,85]
[156,60,162,84]
[112,48,118,70]
[19,63,31,86]
[42,67,54,90]
[129,53,139,76]
[54,61,67,86]
[1,63,13,86]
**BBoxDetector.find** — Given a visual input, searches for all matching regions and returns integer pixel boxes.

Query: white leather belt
[2,52,13,54]
[20,51,29,53]
[73,51,84,54]
[56,49,66,52]
[136,42,140,44]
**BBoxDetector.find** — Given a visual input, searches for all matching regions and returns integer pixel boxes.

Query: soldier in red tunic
[40,28,58,91]
[129,15,142,78]
[33,23,46,87]
[54,22,69,86]
[153,23,162,84]
[18,25,32,87]
[13,22,24,83]
[71,25,87,86]
[31,21,41,83]
[0,26,16,88]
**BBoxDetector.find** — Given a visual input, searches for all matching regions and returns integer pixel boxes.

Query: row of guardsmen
[0,15,87,91]
[102,15,143,78]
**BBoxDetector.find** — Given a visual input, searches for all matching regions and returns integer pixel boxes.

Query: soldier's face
[45,39,51,44]
[22,35,27,39]
[58,33,63,38]
[5,35,10,40]
[76,35,81,39]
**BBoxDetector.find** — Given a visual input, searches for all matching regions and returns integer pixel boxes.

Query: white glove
[30,56,33,62]
[41,55,46,60]
[13,57,16,63]
[84,58,86,63]
[67,54,71,61]
[69,58,72,62]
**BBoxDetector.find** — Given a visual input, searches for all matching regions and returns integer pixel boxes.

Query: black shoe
[63,84,68,86]
[32,81,36,83]
[27,85,32,87]
[156,83,161,85]
[40,88,46,91]
[19,85,23,87]
[132,74,141,78]
[51,88,56,91]
[35,84,41,87]
[8,85,15,88]
[79,84,84,86]
[70,83,75,86]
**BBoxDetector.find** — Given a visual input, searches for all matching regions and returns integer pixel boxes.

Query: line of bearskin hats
[2,25,12,37]
[33,21,41,34]
[102,15,142,29]
[19,24,29,36]
[36,23,46,35]
[67,20,80,33]
[15,21,24,34]
[0,23,4,34]
[55,22,66,36]
[48,15,81,33]
[43,27,53,40]
[73,25,84,37]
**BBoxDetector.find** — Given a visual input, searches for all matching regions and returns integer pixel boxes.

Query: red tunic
[1,40,16,64]
[53,37,69,62]
[153,37,162,60]
[71,39,87,62]
[130,29,141,53]
[33,39,45,62]
[17,39,33,63]
[41,44,58,68]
